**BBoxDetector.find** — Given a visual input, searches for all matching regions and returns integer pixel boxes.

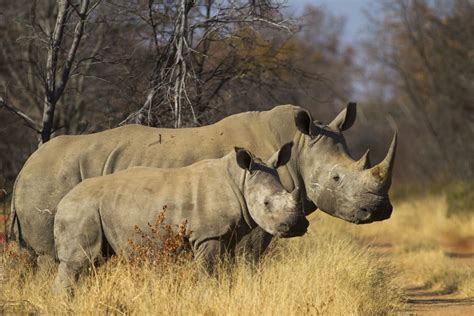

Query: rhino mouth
[276,217,309,238]
[279,229,307,238]
[352,203,393,224]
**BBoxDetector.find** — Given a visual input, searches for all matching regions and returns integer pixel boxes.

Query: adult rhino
[53,145,307,292]
[10,102,397,260]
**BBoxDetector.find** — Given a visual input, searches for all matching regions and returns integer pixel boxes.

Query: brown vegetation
[127,208,193,266]
[1,193,473,314]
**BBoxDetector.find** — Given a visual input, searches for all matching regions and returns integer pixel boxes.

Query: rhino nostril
[278,223,290,232]
[357,208,372,221]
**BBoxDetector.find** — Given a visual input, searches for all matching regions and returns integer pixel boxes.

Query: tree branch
[0,98,40,132]
[55,0,91,100]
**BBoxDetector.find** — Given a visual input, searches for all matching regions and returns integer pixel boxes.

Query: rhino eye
[264,200,270,206]
[333,175,341,182]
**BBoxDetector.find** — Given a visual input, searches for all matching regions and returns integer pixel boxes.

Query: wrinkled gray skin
[11,103,396,262]
[294,103,397,224]
[52,145,308,292]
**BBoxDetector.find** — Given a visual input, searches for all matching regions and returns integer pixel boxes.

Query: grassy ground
[311,195,474,298]
[1,194,473,315]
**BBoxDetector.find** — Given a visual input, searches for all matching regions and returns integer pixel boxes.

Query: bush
[127,208,193,267]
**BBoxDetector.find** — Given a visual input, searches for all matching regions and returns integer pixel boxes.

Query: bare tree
[0,1,356,187]
[0,0,101,144]
[117,0,296,128]
[363,0,474,181]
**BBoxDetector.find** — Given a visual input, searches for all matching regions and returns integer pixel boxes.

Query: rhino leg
[194,239,226,274]
[235,227,273,264]
[52,261,78,296]
[16,204,56,257]
[53,207,103,294]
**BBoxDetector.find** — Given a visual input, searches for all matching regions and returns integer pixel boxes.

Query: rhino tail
[7,174,25,247]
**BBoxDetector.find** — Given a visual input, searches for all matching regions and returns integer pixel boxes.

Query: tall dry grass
[1,193,473,314]
[1,221,402,314]
[309,194,474,297]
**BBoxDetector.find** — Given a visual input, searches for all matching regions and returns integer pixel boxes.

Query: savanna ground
[1,192,473,315]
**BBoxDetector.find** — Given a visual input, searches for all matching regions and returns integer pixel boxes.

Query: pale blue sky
[286,0,370,45]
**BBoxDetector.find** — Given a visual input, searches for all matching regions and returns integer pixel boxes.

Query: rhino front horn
[355,149,371,170]
[369,132,397,189]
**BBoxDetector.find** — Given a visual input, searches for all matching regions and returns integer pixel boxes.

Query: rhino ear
[329,102,357,131]
[295,109,314,136]
[235,147,254,171]
[268,142,293,169]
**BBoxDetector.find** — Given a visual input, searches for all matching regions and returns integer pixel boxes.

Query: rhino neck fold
[224,154,257,231]
[293,132,318,214]
[292,131,307,187]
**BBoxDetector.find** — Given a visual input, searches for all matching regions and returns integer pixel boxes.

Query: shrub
[127,207,193,267]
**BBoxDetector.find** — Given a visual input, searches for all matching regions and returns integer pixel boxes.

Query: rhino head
[235,143,309,237]
[295,103,397,224]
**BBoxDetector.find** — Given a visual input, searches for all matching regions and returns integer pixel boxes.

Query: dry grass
[395,249,474,296]
[1,193,473,314]
[1,221,402,314]
[309,194,474,298]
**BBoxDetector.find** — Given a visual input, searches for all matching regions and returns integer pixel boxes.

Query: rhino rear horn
[355,149,371,170]
[329,102,357,131]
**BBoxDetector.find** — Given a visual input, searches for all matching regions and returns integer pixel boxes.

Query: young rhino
[53,143,308,292]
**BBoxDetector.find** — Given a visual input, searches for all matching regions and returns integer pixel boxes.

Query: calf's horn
[291,187,301,202]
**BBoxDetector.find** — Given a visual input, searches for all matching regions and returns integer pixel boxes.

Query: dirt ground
[404,260,474,315]
[370,241,474,315]
[404,288,474,315]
